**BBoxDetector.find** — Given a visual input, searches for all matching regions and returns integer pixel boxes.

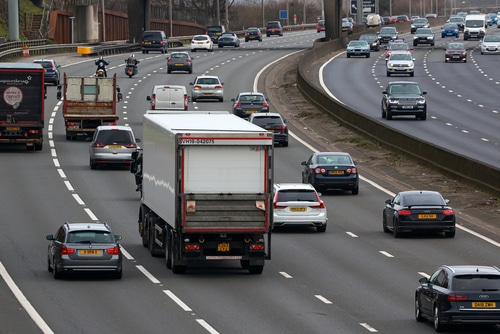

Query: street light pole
[101,0,106,42]
[69,16,75,44]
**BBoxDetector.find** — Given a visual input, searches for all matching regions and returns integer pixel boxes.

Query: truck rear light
[106,246,120,255]
[184,244,200,251]
[186,200,196,213]
[60,245,75,255]
[249,243,265,251]
[28,129,40,134]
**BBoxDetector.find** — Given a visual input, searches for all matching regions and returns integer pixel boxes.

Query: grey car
[46,222,123,279]
[346,40,370,58]
[166,51,192,74]
[231,92,269,119]
[189,75,224,102]
[413,28,435,46]
[89,125,140,169]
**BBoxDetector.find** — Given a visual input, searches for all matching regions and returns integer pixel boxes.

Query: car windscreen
[452,275,500,291]
[143,32,162,41]
[389,84,421,95]
[277,190,318,202]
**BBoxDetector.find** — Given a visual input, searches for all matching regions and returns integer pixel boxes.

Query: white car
[386,51,415,77]
[480,35,500,54]
[190,35,213,52]
[272,183,328,232]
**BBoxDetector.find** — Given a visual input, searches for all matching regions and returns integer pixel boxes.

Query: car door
[301,155,315,183]
[384,193,401,229]
[420,269,448,316]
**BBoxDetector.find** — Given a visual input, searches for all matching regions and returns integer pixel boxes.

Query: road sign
[279,10,288,20]
[350,0,375,15]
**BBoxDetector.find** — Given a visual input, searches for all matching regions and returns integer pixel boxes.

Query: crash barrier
[296,26,500,196]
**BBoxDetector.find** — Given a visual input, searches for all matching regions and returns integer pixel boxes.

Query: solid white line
[359,322,379,332]
[0,261,54,334]
[136,265,160,283]
[196,319,220,334]
[279,271,293,278]
[379,251,394,258]
[315,295,333,304]
[346,231,358,238]
[84,208,98,221]
[457,225,500,247]
[163,290,193,311]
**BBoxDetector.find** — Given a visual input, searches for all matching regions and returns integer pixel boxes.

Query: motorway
[0,29,499,333]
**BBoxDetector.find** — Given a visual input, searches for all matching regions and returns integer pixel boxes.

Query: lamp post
[101,0,106,42]
[69,16,75,44]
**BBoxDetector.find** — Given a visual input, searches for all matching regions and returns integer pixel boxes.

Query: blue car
[441,23,460,38]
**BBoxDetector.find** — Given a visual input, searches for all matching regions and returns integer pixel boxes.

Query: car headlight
[413,36,418,39]
[411,25,415,28]
[464,28,469,33]
[417,99,426,104]
[428,36,434,40]
[388,98,399,103]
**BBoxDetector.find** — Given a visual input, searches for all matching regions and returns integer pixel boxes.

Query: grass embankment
[1,0,43,41]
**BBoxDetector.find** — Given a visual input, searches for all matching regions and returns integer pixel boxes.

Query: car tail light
[106,246,120,255]
[184,95,188,110]
[275,125,287,131]
[245,32,249,36]
[167,58,173,63]
[311,200,326,209]
[262,101,269,108]
[398,209,412,215]
[346,167,357,174]
[61,245,75,255]
[214,85,223,89]
[447,294,468,301]
[159,41,164,45]
[205,40,211,44]
[93,142,106,148]
[191,40,195,44]
[124,143,138,148]
[186,58,192,63]
[442,209,454,215]
[234,101,241,108]
[194,85,202,90]
[151,94,156,109]
[314,167,326,174]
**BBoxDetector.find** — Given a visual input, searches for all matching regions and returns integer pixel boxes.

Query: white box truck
[138,112,274,274]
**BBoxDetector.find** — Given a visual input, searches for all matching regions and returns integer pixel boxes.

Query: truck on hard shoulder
[138,112,274,274]
[0,63,46,151]
[57,73,122,140]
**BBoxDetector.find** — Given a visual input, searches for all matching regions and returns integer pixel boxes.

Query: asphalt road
[0,30,499,334]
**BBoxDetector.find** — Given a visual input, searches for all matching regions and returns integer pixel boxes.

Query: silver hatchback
[89,125,140,169]
[46,222,123,279]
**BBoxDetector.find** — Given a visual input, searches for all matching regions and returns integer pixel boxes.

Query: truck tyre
[165,227,172,269]
[248,265,264,275]
[34,143,43,151]
[148,216,163,257]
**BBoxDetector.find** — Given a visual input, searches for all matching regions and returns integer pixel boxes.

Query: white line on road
[379,251,394,258]
[196,319,220,334]
[359,322,379,332]
[279,271,293,278]
[163,290,193,311]
[136,265,161,284]
[315,295,333,304]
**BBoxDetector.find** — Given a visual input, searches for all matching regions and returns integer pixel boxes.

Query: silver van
[146,85,188,111]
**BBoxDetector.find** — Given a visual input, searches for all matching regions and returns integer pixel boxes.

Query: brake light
[234,101,241,108]
[106,246,120,255]
[442,209,454,215]
[93,142,106,148]
[124,143,137,148]
[245,32,249,36]
[249,243,265,251]
[186,58,192,63]
[311,200,325,209]
[214,85,223,89]
[60,245,75,255]
[398,209,412,215]
[314,167,326,174]
[346,167,357,174]
[194,85,202,90]
[167,58,173,63]
[447,294,468,301]
[184,95,188,110]
[275,125,287,130]
[205,40,211,44]
[262,101,269,108]
[184,244,200,251]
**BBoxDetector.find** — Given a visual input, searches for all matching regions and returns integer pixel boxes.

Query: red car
[317,20,325,33]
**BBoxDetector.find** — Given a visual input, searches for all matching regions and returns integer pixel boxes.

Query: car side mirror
[382,90,387,94]
[419,277,429,284]
[46,234,55,240]
[146,96,151,101]
[135,138,141,143]
[114,235,122,241]
[231,98,235,102]
[422,91,427,95]
[301,161,307,166]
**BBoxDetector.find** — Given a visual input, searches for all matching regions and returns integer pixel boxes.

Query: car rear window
[267,22,281,28]
[34,61,53,70]
[402,193,445,206]
[452,275,500,291]
[251,116,283,126]
[143,32,162,41]
[194,36,209,41]
[68,231,113,243]
[96,130,133,145]
[277,190,318,202]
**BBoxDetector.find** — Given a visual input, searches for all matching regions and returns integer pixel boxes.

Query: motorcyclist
[130,150,143,192]
[126,54,140,67]
[95,56,109,77]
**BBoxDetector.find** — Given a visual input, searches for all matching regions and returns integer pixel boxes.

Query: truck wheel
[165,228,172,269]
[148,216,163,257]
[248,265,264,274]
[34,143,43,151]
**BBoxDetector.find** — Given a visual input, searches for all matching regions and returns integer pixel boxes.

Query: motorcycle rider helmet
[130,54,135,58]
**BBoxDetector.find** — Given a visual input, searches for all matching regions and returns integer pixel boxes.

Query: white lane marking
[196,319,220,334]
[418,272,430,279]
[0,261,54,334]
[279,271,293,278]
[346,231,358,238]
[120,247,134,260]
[315,295,333,304]
[379,251,394,258]
[72,194,85,205]
[360,322,379,332]
[84,208,98,221]
[164,290,193,311]
[64,180,74,191]
[136,265,161,283]
[56,169,66,178]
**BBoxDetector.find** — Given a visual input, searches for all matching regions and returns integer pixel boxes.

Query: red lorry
[0,63,46,151]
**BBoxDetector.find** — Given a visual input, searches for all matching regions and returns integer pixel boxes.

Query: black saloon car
[381,81,427,120]
[33,59,61,86]
[383,190,456,237]
[301,152,359,194]
[245,27,262,42]
[231,92,269,119]
[415,265,500,332]
[359,33,381,51]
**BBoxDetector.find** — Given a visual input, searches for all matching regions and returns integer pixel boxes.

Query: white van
[464,14,486,40]
[146,85,188,111]
[366,14,382,28]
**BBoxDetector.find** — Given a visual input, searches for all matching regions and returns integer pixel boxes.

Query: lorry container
[0,63,46,151]
[57,73,122,140]
[138,111,274,274]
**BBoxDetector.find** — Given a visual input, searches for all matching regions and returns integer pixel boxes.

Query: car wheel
[90,159,97,170]
[415,297,425,322]
[113,268,122,279]
[445,58,448,63]
[351,186,359,195]
[383,215,390,233]
[366,53,370,58]
[47,256,53,272]
[219,97,223,102]
[219,45,223,48]
[381,106,387,119]
[192,49,196,52]
[392,220,400,238]
[167,68,171,74]
[317,225,327,232]
[386,71,391,77]
[192,97,197,102]
[347,54,351,58]
[420,112,427,120]
[413,42,417,46]
[282,141,289,147]
[248,265,264,274]
[444,229,456,238]
[410,72,414,77]
[52,259,62,279]
[431,43,435,46]
[434,305,446,332]
[386,111,392,120]
[189,68,192,74]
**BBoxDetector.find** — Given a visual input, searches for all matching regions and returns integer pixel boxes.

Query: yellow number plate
[79,250,101,255]
[175,63,184,66]
[330,170,344,175]
[418,214,437,219]
[6,126,20,130]
[290,207,307,212]
[247,110,257,113]
[217,243,230,252]
[107,145,122,149]
[472,302,496,308]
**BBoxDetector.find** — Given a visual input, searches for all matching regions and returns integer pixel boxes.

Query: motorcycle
[125,64,138,78]
[95,68,105,77]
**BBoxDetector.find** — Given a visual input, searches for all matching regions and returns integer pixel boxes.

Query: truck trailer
[139,112,274,274]
[0,63,46,150]
[57,73,122,140]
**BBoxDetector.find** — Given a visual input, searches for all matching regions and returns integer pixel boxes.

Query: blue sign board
[279,10,288,20]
